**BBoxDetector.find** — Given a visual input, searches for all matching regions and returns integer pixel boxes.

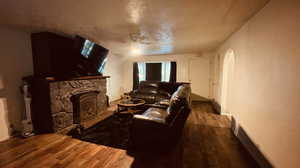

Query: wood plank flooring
[183,102,259,168]
[0,102,258,168]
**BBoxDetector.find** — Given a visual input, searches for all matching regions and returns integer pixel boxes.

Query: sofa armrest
[130,114,170,145]
[133,114,165,124]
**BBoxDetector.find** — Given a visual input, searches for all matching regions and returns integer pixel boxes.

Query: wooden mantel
[45,75,110,82]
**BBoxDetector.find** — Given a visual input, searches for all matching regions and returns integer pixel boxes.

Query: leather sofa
[129,81,188,105]
[129,83,191,150]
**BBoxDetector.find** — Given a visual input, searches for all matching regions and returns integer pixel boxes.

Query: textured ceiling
[0,0,269,56]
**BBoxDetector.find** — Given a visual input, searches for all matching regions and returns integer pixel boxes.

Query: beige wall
[0,97,9,141]
[103,53,125,101]
[122,53,214,99]
[0,27,33,141]
[214,0,300,167]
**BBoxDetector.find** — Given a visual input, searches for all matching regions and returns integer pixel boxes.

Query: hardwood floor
[0,102,258,168]
[183,102,259,168]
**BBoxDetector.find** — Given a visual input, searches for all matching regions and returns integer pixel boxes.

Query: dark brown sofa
[129,81,188,106]
[129,83,191,150]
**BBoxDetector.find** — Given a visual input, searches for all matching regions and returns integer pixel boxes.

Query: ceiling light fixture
[131,47,141,55]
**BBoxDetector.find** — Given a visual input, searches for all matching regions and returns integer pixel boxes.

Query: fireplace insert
[71,91,100,124]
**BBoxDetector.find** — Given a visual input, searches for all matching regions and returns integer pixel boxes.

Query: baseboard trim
[231,116,274,168]
[0,135,10,142]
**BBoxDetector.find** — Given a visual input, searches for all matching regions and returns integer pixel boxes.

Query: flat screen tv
[73,36,109,76]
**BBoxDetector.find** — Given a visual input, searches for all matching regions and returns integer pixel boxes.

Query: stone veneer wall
[49,79,107,132]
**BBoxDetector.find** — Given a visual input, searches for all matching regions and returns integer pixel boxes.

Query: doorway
[188,57,210,100]
[220,49,235,115]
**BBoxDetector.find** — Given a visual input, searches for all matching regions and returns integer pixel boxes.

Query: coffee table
[117,98,146,113]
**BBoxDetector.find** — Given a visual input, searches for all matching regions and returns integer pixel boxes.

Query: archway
[220,49,235,115]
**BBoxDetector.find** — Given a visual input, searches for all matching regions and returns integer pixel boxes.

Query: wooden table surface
[117,99,146,107]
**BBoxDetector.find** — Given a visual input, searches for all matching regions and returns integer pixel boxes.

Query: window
[138,62,146,82]
[161,61,171,82]
[137,61,171,82]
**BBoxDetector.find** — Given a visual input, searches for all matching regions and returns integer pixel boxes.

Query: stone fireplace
[49,78,108,132]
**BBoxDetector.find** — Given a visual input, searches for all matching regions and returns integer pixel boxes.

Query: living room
[0,0,299,168]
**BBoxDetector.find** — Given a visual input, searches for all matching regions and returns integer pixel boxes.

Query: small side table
[117,98,146,113]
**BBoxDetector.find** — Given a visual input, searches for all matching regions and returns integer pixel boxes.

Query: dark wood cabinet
[31,32,77,78]
[31,78,54,133]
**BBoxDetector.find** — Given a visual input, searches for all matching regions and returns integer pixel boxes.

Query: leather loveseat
[129,84,191,150]
[129,81,188,105]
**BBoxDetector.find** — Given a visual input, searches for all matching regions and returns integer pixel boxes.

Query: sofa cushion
[142,107,169,123]
[157,90,171,98]
[138,87,158,94]
[159,99,170,106]
[130,93,156,104]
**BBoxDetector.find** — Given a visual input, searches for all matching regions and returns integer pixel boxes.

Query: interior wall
[0,27,33,141]
[103,53,125,101]
[214,0,300,167]
[122,53,214,99]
